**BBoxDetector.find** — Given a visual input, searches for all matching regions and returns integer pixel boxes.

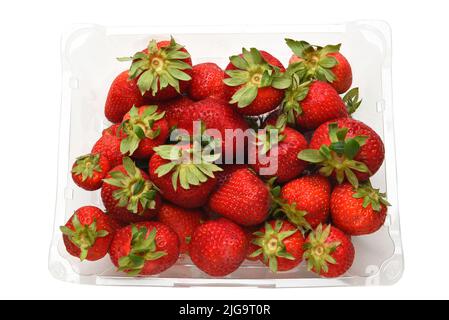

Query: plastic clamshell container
[49,21,404,287]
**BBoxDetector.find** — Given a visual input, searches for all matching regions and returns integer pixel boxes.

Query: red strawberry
[208,168,271,226]
[158,96,194,129]
[119,38,192,102]
[331,182,390,235]
[149,144,222,208]
[303,224,355,278]
[279,175,331,230]
[102,157,161,223]
[71,153,110,191]
[60,206,114,261]
[157,203,203,254]
[167,97,249,160]
[109,222,179,276]
[120,105,169,159]
[299,118,385,187]
[92,125,124,168]
[249,220,305,272]
[104,70,145,123]
[188,63,226,101]
[224,48,290,116]
[286,39,353,94]
[250,115,308,183]
[190,218,247,277]
[283,81,348,130]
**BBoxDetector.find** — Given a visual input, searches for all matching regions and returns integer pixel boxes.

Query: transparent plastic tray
[49,21,404,287]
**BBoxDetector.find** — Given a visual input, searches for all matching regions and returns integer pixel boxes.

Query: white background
[0,0,447,300]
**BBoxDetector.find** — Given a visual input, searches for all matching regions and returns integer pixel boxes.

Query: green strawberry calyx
[267,178,312,232]
[118,225,167,276]
[103,157,159,215]
[71,154,103,182]
[298,123,370,188]
[249,220,298,273]
[343,88,362,115]
[281,74,311,125]
[285,38,341,83]
[223,48,291,108]
[303,224,340,274]
[120,105,166,156]
[254,115,287,155]
[60,214,109,261]
[153,143,223,191]
[118,37,192,96]
[353,181,391,212]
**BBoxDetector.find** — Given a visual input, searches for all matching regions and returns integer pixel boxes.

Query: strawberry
[104,70,145,123]
[188,63,226,101]
[149,144,222,208]
[250,115,308,183]
[278,175,331,230]
[282,81,348,130]
[120,105,169,159]
[166,97,249,160]
[60,206,114,261]
[190,218,247,277]
[92,124,124,168]
[303,224,355,278]
[249,220,305,272]
[157,203,203,254]
[158,96,194,130]
[224,48,290,116]
[298,118,385,187]
[102,157,161,223]
[71,153,111,191]
[286,39,353,94]
[208,167,271,226]
[109,222,179,276]
[331,182,390,235]
[118,38,192,102]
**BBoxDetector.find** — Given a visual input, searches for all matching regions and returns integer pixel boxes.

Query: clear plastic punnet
[49,21,404,287]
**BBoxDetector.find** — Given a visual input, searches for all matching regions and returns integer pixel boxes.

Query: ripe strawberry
[102,157,161,223]
[158,96,194,129]
[92,124,124,168]
[60,206,114,261]
[119,38,192,102]
[104,70,145,123]
[188,63,226,101]
[208,168,271,226]
[286,39,353,94]
[279,175,331,230]
[149,144,222,208]
[109,222,179,276]
[224,48,290,116]
[157,203,203,254]
[120,105,169,159]
[249,220,305,272]
[283,81,348,130]
[71,153,110,191]
[303,224,355,278]
[331,182,390,235]
[190,218,247,277]
[250,115,308,183]
[167,97,249,160]
[299,118,385,187]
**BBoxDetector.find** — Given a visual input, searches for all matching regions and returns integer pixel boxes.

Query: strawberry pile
[61,37,390,279]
